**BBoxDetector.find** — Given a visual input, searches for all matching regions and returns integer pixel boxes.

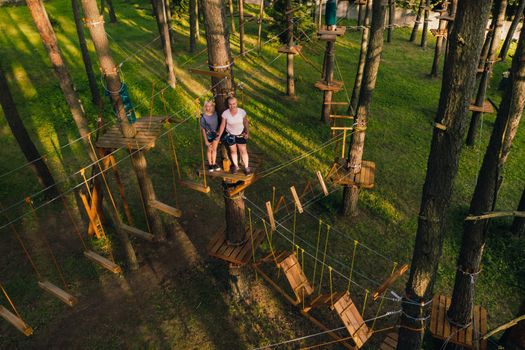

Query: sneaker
[230,165,238,174]
[208,164,214,172]
[244,167,252,175]
[213,164,221,171]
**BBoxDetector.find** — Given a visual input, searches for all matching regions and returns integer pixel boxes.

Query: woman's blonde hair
[202,100,215,114]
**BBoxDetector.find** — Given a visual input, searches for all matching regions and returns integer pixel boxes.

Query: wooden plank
[277,45,302,54]
[84,250,122,273]
[330,115,355,119]
[465,210,525,221]
[289,186,304,214]
[444,295,451,339]
[0,306,33,336]
[178,180,211,193]
[316,171,329,196]
[148,200,182,218]
[437,295,446,339]
[480,306,488,350]
[372,264,409,300]
[331,126,354,131]
[314,80,344,91]
[318,34,338,41]
[265,201,276,231]
[430,295,439,335]
[317,26,346,36]
[120,223,154,241]
[238,229,265,264]
[38,280,77,307]
[468,100,495,114]
[437,15,454,21]
[188,68,231,78]
[198,168,255,182]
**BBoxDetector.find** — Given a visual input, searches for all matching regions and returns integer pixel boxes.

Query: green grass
[0,0,524,349]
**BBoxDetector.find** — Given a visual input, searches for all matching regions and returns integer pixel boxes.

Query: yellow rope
[272,186,276,208]
[347,240,359,292]
[168,128,181,179]
[197,114,207,188]
[292,203,297,250]
[301,247,305,310]
[317,224,331,295]
[329,266,334,308]
[311,219,323,289]
[0,282,22,319]
[371,262,398,330]
[248,209,257,281]
[361,289,370,316]
[262,219,278,265]
[127,143,153,235]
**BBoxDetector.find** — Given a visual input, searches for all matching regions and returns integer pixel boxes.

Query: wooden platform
[469,100,495,114]
[314,80,344,92]
[198,168,255,182]
[207,228,265,265]
[327,159,376,189]
[379,332,398,350]
[275,251,314,303]
[38,280,77,307]
[96,116,166,150]
[437,15,454,21]
[331,292,372,349]
[278,45,302,54]
[429,295,488,350]
[317,26,346,36]
[430,28,447,37]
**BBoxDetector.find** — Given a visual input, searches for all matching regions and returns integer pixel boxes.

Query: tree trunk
[25,0,95,162]
[500,0,525,61]
[165,0,175,45]
[0,65,59,198]
[357,3,363,27]
[72,0,101,107]
[420,0,430,48]
[286,0,295,97]
[189,0,197,53]
[501,300,525,349]
[80,0,167,245]
[154,0,176,88]
[349,0,372,115]
[257,0,264,54]
[396,1,493,349]
[321,40,335,123]
[229,0,236,34]
[410,0,423,42]
[238,0,245,56]
[106,0,117,23]
[387,0,394,43]
[467,0,507,146]
[341,0,387,217]
[151,0,165,49]
[448,14,525,327]
[511,187,525,235]
[430,18,447,78]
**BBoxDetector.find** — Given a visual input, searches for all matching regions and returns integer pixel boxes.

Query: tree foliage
[266,0,316,44]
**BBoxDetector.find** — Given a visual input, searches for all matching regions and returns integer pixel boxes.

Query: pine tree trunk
[72,0,101,107]
[238,0,245,56]
[25,0,95,162]
[80,0,166,247]
[420,0,430,48]
[189,0,197,53]
[511,188,525,235]
[341,0,387,217]
[396,1,493,349]
[154,0,176,88]
[500,0,525,61]
[151,0,165,49]
[448,15,525,326]
[285,0,295,97]
[229,0,236,34]
[321,40,335,123]
[430,18,447,78]
[349,0,372,115]
[467,0,507,146]
[165,0,175,45]
[387,0,394,43]
[410,0,423,42]
[106,0,117,23]
[0,65,59,198]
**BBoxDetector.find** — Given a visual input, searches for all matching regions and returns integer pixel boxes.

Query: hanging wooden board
[178,180,211,194]
[372,264,409,300]
[331,291,372,349]
[207,227,265,265]
[379,332,399,350]
[120,223,154,241]
[96,116,165,150]
[0,306,33,336]
[277,45,303,54]
[38,280,77,307]
[314,80,344,92]
[468,100,495,114]
[149,200,182,218]
[276,251,313,303]
[84,250,122,274]
[317,26,347,36]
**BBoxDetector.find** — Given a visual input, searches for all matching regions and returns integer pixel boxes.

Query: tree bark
[500,0,525,61]
[321,41,335,123]
[106,0,117,23]
[72,0,102,107]
[0,64,59,198]
[387,0,394,43]
[448,13,525,327]
[467,0,507,146]
[410,0,423,42]
[349,0,372,115]
[396,1,493,349]
[430,17,447,78]
[150,0,165,49]
[229,0,236,34]
[238,0,245,56]
[420,0,430,48]
[511,187,525,235]
[154,0,176,88]
[285,0,295,97]
[341,0,387,216]
[189,0,197,53]
[25,0,95,162]
[80,0,167,245]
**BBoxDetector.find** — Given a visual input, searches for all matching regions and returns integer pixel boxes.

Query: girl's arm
[242,116,249,139]
[201,128,210,146]
[216,117,226,140]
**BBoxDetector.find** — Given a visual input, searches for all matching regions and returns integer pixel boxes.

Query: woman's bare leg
[229,144,239,167]
[238,144,249,168]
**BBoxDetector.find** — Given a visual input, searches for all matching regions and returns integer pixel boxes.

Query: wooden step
[178,180,211,194]
[84,250,122,274]
[314,80,344,92]
[38,280,77,307]
[278,45,302,54]
[0,306,33,336]
[469,100,495,114]
[317,26,346,36]
[149,200,182,218]
[330,115,354,119]
[120,223,155,241]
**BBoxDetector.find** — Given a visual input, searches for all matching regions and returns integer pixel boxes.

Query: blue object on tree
[105,82,137,124]
[325,0,337,26]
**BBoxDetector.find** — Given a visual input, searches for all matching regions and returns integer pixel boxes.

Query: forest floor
[0,0,524,349]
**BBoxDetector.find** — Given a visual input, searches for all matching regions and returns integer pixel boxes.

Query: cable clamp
[209,61,234,70]
[83,15,105,27]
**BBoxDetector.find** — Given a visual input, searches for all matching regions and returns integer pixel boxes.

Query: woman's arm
[216,117,226,140]
[242,116,249,139]
[201,128,210,146]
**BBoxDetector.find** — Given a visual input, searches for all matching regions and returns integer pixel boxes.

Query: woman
[200,100,221,172]
[216,96,251,175]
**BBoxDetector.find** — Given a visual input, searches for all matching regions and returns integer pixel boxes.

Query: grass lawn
[0,0,524,349]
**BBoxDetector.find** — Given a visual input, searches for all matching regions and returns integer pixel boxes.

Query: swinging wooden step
[318,34,338,41]
[372,264,409,300]
[0,306,33,336]
[198,168,255,182]
[188,68,231,79]
[314,80,344,92]
[429,294,487,350]
[207,227,265,266]
[276,251,314,303]
[178,180,211,194]
[317,26,346,36]
[330,115,354,119]
[332,291,372,349]
[430,29,448,37]
[148,200,182,218]
[278,45,302,54]
[379,332,399,350]
[303,292,345,312]
[96,116,165,150]
[437,15,454,21]
[468,100,495,114]
[120,223,154,241]
[327,158,376,189]
[84,250,122,274]
[38,280,77,307]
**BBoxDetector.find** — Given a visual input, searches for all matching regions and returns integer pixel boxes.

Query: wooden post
[387,0,394,43]
[500,0,525,61]
[257,0,264,55]
[409,0,423,42]
[80,0,166,245]
[420,0,430,48]
[229,0,236,34]
[265,201,276,231]
[430,17,448,78]
[238,0,245,56]
[286,0,295,97]
[321,40,336,124]
[318,0,323,29]
[155,0,176,88]
[512,187,525,235]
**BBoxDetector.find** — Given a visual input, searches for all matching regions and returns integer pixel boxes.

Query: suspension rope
[0,282,22,319]
[372,261,398,331]
[311,219,323,289]
[347,240,358,293]
[317,224,331,295]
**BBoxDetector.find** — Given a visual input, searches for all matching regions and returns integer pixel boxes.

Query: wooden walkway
[327,159,376,189]
[96,116,166,150]
[207,228,264,265]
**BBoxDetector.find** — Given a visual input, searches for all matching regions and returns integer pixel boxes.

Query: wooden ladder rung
[38,280,77,307]
[149,200,182,218]
[178,180,211,194]
[120,223,155,241]
[84,250,122,274]
[0,305,33,336]
[329,115,354,119]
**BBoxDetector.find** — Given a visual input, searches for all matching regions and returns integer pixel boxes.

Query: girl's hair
[202,100,215,114]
